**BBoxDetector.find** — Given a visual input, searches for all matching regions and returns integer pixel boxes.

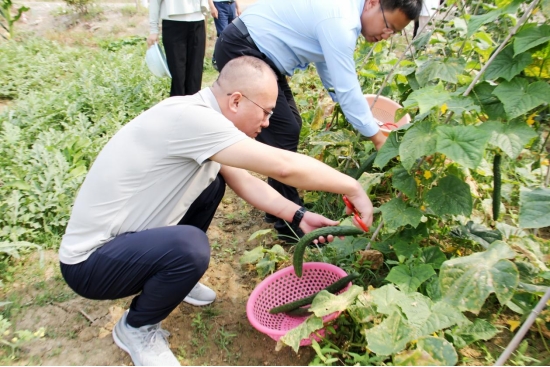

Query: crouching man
[59,56,373,366]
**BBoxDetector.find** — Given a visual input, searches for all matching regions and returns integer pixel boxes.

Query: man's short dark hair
[381,0,423,20]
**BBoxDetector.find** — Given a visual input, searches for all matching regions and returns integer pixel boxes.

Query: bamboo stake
[463,0,541,97]
[494,287,550,366]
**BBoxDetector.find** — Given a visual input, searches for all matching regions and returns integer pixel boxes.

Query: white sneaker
[183,282,216,306]
[112,311,180,366]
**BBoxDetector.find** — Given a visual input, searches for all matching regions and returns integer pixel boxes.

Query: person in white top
[147,0,210,96]
[59,56,374,366]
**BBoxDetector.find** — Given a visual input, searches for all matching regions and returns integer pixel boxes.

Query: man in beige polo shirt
[59,56,373,366]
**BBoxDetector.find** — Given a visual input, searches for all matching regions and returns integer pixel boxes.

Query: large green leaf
[445,95,480,115]
[452,319,499,347]
[425,175,473,217]
[513,24,550,56]
[416,58,466,86]
[386,264,436,293]
[450,221,503,249]
[393,337,458,365]
[402,84,451,115]
[358,172,385,194]
[280,316,324,353]
[484,45,533,81]
[374,131,400,169]
[380,198,423,231]
[479,120,537,159]
[472,82,506,120]
[435,125,490,169]
[519,187,550,228]
[392,164,417,199]
[239,246,265,264]
[493,78,550,119]
[370,284,407,315]
[439,241,519,314]
[466,0,521,36]
[419,246,447,270]
[365,311,414,356]
[309,285,363,317]
[399,120,438,171]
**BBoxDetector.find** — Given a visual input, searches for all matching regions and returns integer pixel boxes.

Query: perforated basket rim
[246,262,348,338]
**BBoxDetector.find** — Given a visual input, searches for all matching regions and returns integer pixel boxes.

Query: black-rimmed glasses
[380,1,390,30]
[227,93,274,119]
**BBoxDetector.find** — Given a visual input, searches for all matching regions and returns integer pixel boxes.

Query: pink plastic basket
[246,262,350,346]
[365,94,411,136]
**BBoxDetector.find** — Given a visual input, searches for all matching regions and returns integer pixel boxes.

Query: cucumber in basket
[269,273,360,314]
[293,226,364,277]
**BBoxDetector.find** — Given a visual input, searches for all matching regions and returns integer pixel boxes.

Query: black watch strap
[291,207,307,229]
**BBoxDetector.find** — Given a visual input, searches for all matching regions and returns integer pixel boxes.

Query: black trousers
[60,174,226,328]
[214,23,304,232]
[162,19,206,97]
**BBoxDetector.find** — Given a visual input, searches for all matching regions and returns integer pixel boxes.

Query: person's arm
[235,0,241,16]
[315,18,386,150]
[210,138,373,227]
[219,165,339,236]
[208,0,218,19]
[147,0,161,47]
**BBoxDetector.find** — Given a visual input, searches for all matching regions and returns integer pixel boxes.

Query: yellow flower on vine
[527,113,537,126]
[440,103,448,114]
[423,170,432,179]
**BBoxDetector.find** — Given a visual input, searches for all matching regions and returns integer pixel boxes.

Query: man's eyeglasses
[380,2,390,31]
[228,93,274,120]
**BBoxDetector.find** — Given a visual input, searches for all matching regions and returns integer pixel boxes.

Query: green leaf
[358,172,385,194]
[380,198,423,231]
[451,221,503,248]
[435,125,490,169]
[239,246,265,264]
[466,0,521,36]
[439,241,519,314]
[247,229,274,242]
[479,120,537,159]
[371,284,407,315]
[425,175,473,217]
[280,316,324,353]
[365,311,414,356]
[514,24,550,56]
[373,131,400,169]
[452,318,499,346]
[394,240,420,261]
[542,0,550,18]
[256,257,276,277]
[393,348,440,366]
[416,336,458,366]
[400,120,438,171]
[509,237,549,271]
[493,78,550,119]
[445,95,481,115]
[519,187,550,228]
[472,82,506,120]
[386,264,436,293]
[391,165,417,199]
[3,180,31,191]
[310,285,364,317]
[420,246,447,270]
[402,84,450,115]
[416,58,466,86]
[484,45,533,81]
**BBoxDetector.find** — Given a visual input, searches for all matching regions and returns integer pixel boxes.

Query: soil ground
[2,1,316,365]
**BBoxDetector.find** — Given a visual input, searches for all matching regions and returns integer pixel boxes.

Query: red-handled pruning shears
[342,195,369,232]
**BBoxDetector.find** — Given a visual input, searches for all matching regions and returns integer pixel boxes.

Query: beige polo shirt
[59,88,247,264]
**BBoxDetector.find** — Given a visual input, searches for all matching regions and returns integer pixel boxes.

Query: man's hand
[147,33,159,48]
[299,212,339,244]
[370,129,387,151]
[235,1,241,16]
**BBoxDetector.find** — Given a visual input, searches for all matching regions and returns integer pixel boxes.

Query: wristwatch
[291,207,307,229]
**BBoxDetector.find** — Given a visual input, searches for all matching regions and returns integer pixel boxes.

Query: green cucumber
[353,152,378,180]
[294,226,364,277]
[493,153,502,221]
[269,273,360,314]
[285,307,312,317]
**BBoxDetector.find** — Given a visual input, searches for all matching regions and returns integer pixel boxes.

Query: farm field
[0,0,549,366]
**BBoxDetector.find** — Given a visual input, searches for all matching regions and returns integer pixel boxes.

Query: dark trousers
[60,174,226,328]
[162,19,206,97]
[214,23,304,232]
[213,1,236,37]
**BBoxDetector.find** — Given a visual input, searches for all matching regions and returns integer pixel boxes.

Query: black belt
[217,1,235,3]
[232,17,257,48]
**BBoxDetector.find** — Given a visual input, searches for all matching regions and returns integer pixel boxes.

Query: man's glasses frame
[380,1,390,31]
[227,93,274,120]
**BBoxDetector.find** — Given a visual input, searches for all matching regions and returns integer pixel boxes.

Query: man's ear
[227,92,241,114]
[365,0,380,10]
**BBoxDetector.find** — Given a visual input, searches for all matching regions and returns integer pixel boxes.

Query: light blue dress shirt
[240,0,378,137]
